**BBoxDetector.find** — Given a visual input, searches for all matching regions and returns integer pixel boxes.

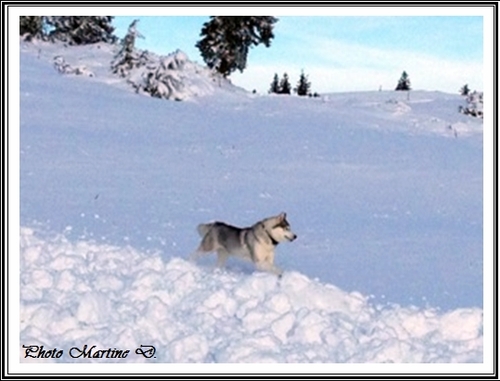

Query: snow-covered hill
[18,40,484,367]
[23,39,245,100]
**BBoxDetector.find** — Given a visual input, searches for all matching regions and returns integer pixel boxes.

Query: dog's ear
[279,212,286,221]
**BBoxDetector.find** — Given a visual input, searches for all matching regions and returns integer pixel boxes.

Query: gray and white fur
[191,212,297,276]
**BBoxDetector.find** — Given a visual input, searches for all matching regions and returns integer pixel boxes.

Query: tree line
[19,16,407,91]
[20,16,480,107]
[269,71,317,96]
[20,16,117,45]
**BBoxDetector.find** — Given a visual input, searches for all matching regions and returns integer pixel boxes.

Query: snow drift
[27,38,239,101]
[20,227,482,363]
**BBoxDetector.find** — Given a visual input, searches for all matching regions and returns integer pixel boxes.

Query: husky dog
[191,212,297,276]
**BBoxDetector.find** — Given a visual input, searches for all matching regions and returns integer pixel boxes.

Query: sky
[111,10,485,95]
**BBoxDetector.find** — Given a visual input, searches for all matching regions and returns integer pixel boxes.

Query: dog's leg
[189,242,212,263]
[190,228,217,263]
[189,250,202,263]
[216,250,229,268]
[255,260,283,277]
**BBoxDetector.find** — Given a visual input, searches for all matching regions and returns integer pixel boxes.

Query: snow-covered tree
[395,71,411,91]
[196,16,278,77]
[269,73,280,94]
[45,16,117,45]
[279,73,291,95]
[295,70,311,96]
[53,55,94,77]
[459,90,483,118]
[110,19,219,101]
[111,19,151,78]
[127,50,198,101]
[111,20,185,100]
[20,16,45,41]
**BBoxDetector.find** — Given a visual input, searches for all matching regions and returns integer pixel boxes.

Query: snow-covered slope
[20,227,482,363]
[18,40,484,365]
[22,39,245,100]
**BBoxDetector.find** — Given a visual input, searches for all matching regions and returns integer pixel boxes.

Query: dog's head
[264,212,297,243]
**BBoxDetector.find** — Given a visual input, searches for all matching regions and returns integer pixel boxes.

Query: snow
[20,227,482,364]
[16,39,486,370]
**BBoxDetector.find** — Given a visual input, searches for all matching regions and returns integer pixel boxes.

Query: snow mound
[20,39,245,101]
[20,227,482,363]
[53,55,94,77]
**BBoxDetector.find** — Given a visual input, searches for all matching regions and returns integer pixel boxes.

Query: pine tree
[395,71,411,91]
[46,16,117,45]
[460,84,470,96]
[196,16,278,77]
[269,73,280,94]
[279,73,291,94]
[111,19,149,78]
[459,90,483,118]
[295,70,311,96]
[126,50,195,101]
[20,16,45,40]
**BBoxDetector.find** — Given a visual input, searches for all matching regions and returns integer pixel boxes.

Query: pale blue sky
[112,15,484,94]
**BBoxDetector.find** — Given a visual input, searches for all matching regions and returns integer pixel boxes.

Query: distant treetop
[395,71,411,91]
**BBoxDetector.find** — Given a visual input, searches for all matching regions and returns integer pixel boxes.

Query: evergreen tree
[196,16,278,77]
[269,73,280,94]
[46,16,117,45]
[460,84,470,96]
[110,20,192,101]
[278,73,291,94]
[126,50,196,101]
[395,71,411,91]
[295,70,311,96]
[111,19,149,78]
[459,90,483,118]
[20,16,44,40]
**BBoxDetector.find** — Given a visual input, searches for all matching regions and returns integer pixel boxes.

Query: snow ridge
[20,228,482,363]
[22,38,243,101]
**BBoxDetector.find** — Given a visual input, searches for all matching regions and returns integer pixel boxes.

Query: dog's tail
[196,223,214,237]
